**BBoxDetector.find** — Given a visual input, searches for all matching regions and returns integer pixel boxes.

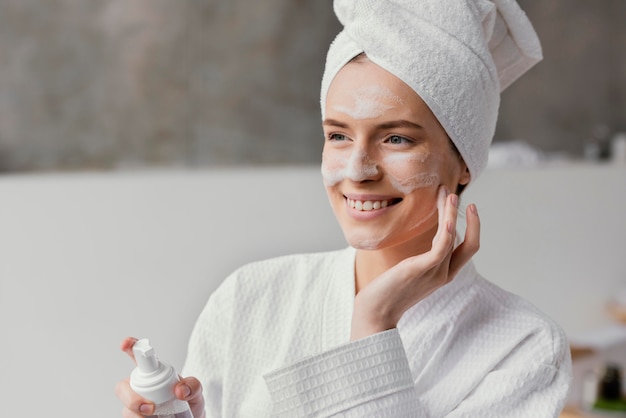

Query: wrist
[350,299,398,341]
[350,323,396,341]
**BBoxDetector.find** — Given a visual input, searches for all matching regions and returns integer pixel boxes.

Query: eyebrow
[377,120,424,131]
[323,118,424,131]
[322,119,350,128]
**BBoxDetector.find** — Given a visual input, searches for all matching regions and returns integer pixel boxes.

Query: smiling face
[322,57,470,251]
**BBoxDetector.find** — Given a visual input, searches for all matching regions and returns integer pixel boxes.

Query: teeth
[347,198,393,211]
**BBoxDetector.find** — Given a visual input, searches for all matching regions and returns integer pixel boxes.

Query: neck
[354,225,437,294]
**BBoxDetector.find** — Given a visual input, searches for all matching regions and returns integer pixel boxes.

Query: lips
[346,197,402,211]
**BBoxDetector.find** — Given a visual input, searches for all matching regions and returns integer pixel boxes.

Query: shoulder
[189,247,355,358]
[472,275,563,335]
[233,248,351,279]
[403,264,569,370]
[228,247,352,288]
[470,274,570,367]
[208,247,354,308]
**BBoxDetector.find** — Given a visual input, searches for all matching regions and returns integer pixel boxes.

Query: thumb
[175,377,206,418]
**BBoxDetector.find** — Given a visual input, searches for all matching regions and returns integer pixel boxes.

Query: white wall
[464,163,626,336]
[1,163,624,417]
[0,167,345,418]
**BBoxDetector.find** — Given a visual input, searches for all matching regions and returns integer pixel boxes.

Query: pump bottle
[130,339,193,418]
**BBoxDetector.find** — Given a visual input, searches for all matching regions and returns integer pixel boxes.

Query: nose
[345,147,380,182]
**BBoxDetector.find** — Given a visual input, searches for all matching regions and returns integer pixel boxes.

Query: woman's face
[322,58,470,251]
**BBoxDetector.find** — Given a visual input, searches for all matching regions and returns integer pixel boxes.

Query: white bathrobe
[182,247,571,417]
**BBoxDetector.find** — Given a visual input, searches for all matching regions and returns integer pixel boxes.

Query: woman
[116,0,572,416]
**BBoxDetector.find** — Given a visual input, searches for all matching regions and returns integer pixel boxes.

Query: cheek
[384,153,440,194]
[321,152,346,187]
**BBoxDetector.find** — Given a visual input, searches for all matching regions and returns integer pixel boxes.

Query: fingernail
[450,194,458,208]
[470,203,478,215]
[181,384,191,398]
[140,403,154,414]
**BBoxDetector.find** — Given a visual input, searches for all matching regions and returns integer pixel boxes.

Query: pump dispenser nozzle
[128,338,192,417]
[133,339,159,373]
[130,338,180,405]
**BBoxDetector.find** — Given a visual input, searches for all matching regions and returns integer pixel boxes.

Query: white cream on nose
[346,148,378,181]
[321,148,379,186]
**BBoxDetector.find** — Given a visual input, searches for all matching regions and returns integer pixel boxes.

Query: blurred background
[0,0,624,173]
[1,1,625,418]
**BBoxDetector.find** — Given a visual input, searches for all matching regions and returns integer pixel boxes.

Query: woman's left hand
[350,186,481,341]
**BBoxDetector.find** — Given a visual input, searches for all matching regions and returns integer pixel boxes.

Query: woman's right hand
[350,187,480,341]
[114,337,206,418]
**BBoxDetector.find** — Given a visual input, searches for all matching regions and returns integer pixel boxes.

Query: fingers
[175,377,206,418]
[117,339,205,417]
[115,378,155,417]
[122,405,154,418]
[430,186,458,262]
[431,186,447,244]
[120,337,138,363]
[122,408,145,418]
[115,375,205,418]
[449,203,481,278]
[117,338,156,417]
[174,377,200,401]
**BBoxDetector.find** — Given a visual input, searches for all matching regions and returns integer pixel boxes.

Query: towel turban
[320,0,542,181]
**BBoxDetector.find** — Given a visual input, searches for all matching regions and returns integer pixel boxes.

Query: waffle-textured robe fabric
[182,247,571,417]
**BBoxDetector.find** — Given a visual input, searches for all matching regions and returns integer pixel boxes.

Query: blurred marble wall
[496,0,626,158]
[0,0,624,172]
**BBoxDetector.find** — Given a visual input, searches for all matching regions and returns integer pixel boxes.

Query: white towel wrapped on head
[320,0,542,182]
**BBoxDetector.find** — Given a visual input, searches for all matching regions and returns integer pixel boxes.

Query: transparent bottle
[130,339,193,418]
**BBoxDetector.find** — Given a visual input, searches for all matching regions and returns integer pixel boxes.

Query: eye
[385,135,412,145]
[327,133,349,142]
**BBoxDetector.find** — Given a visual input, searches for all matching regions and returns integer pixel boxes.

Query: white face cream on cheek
[320,154,345,187]
[333,85,403,120]
[389,173,439,195]
[383,153,439,195]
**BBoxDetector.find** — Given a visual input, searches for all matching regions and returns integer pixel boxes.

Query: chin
[345,233,386,251]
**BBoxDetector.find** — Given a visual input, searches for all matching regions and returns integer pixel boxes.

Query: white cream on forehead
[333,85,404,120]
